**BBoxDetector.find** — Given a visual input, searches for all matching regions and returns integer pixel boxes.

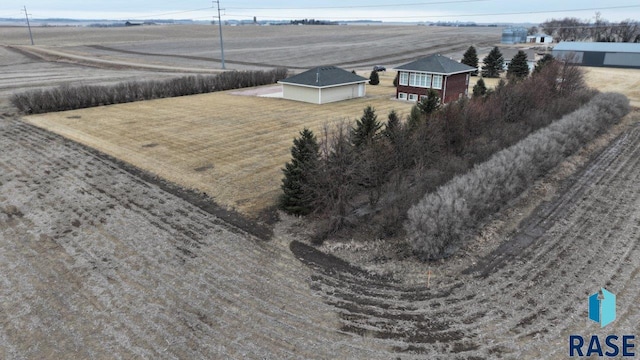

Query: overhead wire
[222,4,640,20]
[226,0,490,10]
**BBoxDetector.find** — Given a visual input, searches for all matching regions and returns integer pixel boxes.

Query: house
[526,33,554,44]
[394,54,476,104]
[278,66,367,104]
[501,27,528,44]
[552,42,640,69]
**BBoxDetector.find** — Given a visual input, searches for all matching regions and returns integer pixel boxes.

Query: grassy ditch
[11,68,288,114]
[405,92,630,259]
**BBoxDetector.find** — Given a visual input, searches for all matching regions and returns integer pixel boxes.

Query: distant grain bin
[552,42,640,69]
[501,28,527,44]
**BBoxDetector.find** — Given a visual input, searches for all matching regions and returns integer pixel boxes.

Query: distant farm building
[394,54,475,104]
[501,27,527,44]
[552,42,640,69]
[501,48,538,72]
[526,34,554,44]
[278,66,367,104]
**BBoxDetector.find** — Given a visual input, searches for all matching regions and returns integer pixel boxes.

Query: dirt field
[2,25,640,359]
[2,25,501,71]
[3,102,640,359]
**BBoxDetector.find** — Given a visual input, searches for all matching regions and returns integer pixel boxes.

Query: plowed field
[1,25,639,359]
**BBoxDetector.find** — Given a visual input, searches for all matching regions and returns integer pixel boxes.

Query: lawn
[24,71,413,216]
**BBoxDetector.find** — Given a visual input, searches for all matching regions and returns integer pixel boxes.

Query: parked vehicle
[373,65,386,72]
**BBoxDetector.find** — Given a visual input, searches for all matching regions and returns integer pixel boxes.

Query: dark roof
[278,66,367,88]
[395,54,476,75]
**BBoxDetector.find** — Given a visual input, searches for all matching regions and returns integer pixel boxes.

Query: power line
[223,4,640,20]
[227,0,489,10]
[127,7,212,20]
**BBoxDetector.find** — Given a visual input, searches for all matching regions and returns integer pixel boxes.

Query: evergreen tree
[461,46,479,75]
[533,53,554,74]
[481,46,504,78]
[507,50,530,80]
[351,105,382,148]
[417,89,441,115]
[369,70,380,85]
[472,78,487,97]
[384,110,400,138]
[407,104,423,129]
[393,72,399,87]
[279,128,319,215]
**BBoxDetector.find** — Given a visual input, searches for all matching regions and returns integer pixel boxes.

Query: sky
[2,1,640,23]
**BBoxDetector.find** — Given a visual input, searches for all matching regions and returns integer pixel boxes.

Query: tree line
[12,68,288,114]
[279,57,596,246]
[539,14,640,42]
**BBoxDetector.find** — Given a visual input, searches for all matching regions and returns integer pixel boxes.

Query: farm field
[1,24,640,359]
[2,96,640,359]
[2,24,501,71]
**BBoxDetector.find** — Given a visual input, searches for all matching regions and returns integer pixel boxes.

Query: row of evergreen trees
[461,45,550,80]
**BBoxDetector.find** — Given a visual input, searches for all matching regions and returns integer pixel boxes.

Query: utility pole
[213,1,225,69]
[22,6,34,45]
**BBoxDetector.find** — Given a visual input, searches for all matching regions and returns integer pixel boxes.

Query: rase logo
[589,288,616,328]
[569,288,636,358]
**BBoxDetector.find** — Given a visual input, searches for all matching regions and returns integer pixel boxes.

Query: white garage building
[278,66,367,104]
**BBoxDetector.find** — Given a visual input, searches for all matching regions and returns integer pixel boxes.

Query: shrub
[11,68,288,114]
[472,78,487,98]
[369,70,380,85]
[405,92,630,260]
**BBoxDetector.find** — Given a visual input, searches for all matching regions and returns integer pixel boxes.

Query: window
[409,73,431,88]
[408,93,418,101]
[398,92,407,100]
[432,75,443,89]
[399,72,409,86]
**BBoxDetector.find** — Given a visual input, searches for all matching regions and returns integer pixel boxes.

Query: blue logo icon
[589,288,616,327]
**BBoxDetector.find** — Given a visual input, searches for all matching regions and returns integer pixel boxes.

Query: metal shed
[552,42,640,69]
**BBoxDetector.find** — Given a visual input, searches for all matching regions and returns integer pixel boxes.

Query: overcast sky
[2,1,639,23]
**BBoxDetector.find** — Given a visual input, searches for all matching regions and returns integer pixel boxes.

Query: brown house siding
[443,73,469,103]
[396,71,470,104]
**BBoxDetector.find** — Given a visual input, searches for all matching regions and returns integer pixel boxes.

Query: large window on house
[409,73,431,88]
[399,72,409,86]
[432,75,443,89]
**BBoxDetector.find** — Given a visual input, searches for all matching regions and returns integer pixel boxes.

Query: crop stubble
[2,25,640,358]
